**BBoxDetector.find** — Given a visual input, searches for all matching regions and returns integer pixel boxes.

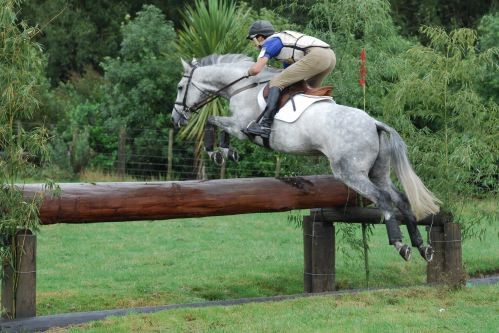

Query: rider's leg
[305,48,336,88]
[244,86,281,138]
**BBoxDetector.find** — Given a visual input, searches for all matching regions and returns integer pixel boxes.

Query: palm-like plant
[175,0,252,177]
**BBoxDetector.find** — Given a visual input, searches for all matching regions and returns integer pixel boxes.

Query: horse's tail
[376,122,441,220]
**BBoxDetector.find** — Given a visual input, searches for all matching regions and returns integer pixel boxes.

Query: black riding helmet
[246,20,275,40]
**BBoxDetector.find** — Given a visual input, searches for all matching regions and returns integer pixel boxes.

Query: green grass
[29,202,498,316]
[52,284,499,332]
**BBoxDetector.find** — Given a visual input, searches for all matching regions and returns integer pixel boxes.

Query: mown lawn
[29,197,498,316]
[51,284,499,333]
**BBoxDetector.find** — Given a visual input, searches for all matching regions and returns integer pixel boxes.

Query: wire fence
[29,123,332,181]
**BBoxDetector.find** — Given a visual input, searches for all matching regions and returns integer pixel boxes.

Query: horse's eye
[177,86,183,91]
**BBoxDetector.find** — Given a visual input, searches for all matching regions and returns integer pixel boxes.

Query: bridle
[173,61,268,122]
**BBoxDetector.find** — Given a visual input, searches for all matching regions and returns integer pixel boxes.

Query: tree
[307,0,413,114]
[477,11,499,104]
[390,0,497,36]
[0,0,51,312]
[96,4,183,177]
[382,26,498,235]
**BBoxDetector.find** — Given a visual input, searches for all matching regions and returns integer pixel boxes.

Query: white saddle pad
[257,87,334,123]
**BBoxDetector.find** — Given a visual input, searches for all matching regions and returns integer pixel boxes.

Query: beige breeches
[270,47,336,89]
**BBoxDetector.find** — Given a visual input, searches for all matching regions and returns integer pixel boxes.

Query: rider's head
[247,20,275,48]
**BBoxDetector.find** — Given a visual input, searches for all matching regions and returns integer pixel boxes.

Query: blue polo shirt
[259,37,292,67]
[260,37,283,59]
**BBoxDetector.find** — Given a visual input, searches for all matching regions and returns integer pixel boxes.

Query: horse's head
[172,58,205,128]
[172,54,260,128]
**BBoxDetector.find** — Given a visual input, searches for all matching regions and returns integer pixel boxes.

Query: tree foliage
[48,5,188,177]
[382,26,498,219]
[306,0,413,114]
[0,0,51,283]
[390,0,497,36]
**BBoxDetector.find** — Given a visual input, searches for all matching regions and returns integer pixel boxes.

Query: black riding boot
[244,86,281,139]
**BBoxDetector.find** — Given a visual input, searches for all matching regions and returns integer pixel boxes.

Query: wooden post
[167,128,174,180]
[1,230,36,319]
[303,212,335,293]
[427,225,445,283]
[427,222,465,286]
[444,223,465,285]
[118,127,126,179]
[303,216,312,292]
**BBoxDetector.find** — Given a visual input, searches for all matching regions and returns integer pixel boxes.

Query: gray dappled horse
[172,54,440,262]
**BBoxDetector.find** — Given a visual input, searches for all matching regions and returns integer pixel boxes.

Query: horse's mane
[196,54,253,67]
[194,53,280,78]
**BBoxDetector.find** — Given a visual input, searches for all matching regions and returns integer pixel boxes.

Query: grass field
[50,284,499,332]
[29,198,497,316]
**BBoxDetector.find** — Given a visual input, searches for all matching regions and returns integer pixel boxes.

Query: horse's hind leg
[334,164,412,261]
[390,187,434,262]
[368,138,433,262]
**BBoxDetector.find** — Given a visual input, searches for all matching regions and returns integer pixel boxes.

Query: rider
[244,20,336,139]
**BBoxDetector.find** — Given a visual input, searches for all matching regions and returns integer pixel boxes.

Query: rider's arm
[248,37,282,76]
[248,56,269,76]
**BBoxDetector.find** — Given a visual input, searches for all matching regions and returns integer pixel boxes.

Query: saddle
[263,81,333,108]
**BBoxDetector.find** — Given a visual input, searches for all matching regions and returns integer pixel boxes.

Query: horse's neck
[205,64,276,122]
[205,64,275,97]
[204,65,248,97]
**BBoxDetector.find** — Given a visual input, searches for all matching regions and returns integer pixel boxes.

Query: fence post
[118,127,126,179]
[1,230,36,319]
[70,128,77,171]
[167,128,174,180]
[427,222,465,286]
[275,155,281,178]
[303,212,335,293]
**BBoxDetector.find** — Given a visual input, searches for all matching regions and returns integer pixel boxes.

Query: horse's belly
[272,103,379,155]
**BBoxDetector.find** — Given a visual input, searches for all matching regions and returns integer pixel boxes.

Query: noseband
[174,62,268,121]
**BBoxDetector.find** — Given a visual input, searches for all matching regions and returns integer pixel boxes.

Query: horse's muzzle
[171,115,187,129]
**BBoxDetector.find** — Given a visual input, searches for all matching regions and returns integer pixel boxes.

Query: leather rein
[174,63,268,121]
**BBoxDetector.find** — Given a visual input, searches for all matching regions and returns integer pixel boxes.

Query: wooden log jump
[21,176,357,225]
[3,176,463,320]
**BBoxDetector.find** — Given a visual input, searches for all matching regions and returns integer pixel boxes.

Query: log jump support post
[427,221,466,286]
[303,214,335,293]
[1,229,37,319]
[303,208,464,293]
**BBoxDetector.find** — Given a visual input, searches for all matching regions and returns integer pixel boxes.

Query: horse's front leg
[208,115,247,140]
[204,117,242,165]
[203,124,222,165]
[219,131,240,163]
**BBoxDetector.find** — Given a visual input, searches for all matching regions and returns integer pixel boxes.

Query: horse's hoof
[228,149,239,163]
[419,245,434,262]
[398,244,412,261]
[212,151,225,166]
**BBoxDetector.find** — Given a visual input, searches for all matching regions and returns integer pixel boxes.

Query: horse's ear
[181,58,190,71]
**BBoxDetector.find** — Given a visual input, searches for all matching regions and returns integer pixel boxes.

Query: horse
[172,53,440,262]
